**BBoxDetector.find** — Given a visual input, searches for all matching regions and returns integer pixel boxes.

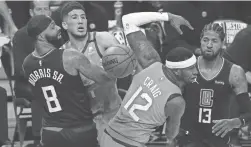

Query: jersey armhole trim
[92,31,103,58]
[81,32,91,53]
[166,93,182,103]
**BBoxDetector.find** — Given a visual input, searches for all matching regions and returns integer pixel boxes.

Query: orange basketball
[102,45,137,78]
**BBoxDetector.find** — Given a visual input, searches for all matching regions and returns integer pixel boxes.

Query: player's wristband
[239,114,251,127]
[236,92,251,113]
[239,117,246,127]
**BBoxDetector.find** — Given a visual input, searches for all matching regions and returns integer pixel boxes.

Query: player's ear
[29,9,34,17]
[62,21,68,30]
[173,69,181,77]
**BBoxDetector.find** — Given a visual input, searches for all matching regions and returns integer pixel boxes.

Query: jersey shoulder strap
[90,31,103,58]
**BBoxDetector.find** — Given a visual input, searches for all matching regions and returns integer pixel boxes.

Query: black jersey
[23,49,93,128]
[182,57,234,142]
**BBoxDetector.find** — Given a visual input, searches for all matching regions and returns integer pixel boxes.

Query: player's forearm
[126,30,161,68]
[122,12,169,27]
[0,2,17,35]
[236,92,251,126]
[165,121,180,142]
[86,69,113,85]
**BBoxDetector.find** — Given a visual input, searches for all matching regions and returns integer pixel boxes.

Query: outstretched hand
[168,13,194,35]
[212,118,241,138]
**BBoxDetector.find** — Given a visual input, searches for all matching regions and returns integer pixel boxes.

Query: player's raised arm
[164,95,185,144]
[229,65,251,124]
[123,23,161,69]
[122,12,193,69]
[63,49,113,85]
[122,12,193,35]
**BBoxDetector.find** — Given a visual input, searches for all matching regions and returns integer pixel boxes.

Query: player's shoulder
[14,26,27,37]
[62,49,90,67]
[96,31,119,47]
[229,63,246,84]
[230,63,245,76]
[134,61,163,76]
[62,48,81,62]
[23,53,33,67]
[13,26,29,44]
[22,53,34,72]
[169,95,185,107]
[165,95,185,116]
[144,62,163,71]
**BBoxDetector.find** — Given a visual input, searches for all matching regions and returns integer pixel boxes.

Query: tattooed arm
[122,12,161,69]
[212,64,251,138]
[125,29,161,69]
[122,12,193,69]
[63,49,114,85]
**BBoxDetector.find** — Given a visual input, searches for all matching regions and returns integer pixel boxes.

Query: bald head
[29,0,51,17]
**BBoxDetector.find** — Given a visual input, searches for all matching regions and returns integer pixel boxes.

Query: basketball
[102,45,137,78]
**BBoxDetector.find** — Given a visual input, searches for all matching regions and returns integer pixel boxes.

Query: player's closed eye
[36,8,42,11]
[71,15,77,19]
[202,38,209,42]
[81,15,86,19]
[212,39,219,43]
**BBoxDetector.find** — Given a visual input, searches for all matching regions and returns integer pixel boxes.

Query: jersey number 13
[198,89,214,123]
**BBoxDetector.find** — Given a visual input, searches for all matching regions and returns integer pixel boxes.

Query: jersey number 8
[42,85,62,113]
[124,86,152,122]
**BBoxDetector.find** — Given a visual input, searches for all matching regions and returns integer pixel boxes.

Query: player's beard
[45,33,61,45]
[202,48,222,61]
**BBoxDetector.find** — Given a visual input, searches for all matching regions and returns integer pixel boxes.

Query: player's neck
[34,40,56,57]
[68,33,89,52]
[199,55,222,70]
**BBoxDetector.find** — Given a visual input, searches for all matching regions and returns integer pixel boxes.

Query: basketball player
[100,12,198,147]
[180,23,251,147]
[22,15,113,147]
[59,1,194,143]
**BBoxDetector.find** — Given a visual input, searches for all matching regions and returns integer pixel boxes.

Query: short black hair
[165,47,194,62]
[60,1,85,20]
[201,23,225,41]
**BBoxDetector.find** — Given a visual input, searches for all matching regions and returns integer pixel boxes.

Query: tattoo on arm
[76,53,112,84]
[126,31,161,69]
[229,64,248,95]
[65,49,112,85]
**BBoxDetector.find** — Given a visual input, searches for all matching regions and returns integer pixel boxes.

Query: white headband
[165,55,196,69]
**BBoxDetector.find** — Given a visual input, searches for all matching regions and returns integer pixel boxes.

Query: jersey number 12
[124,86,152,122]
[42,85,62,113]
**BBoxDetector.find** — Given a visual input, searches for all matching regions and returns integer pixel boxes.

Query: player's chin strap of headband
[165,55,196,69]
